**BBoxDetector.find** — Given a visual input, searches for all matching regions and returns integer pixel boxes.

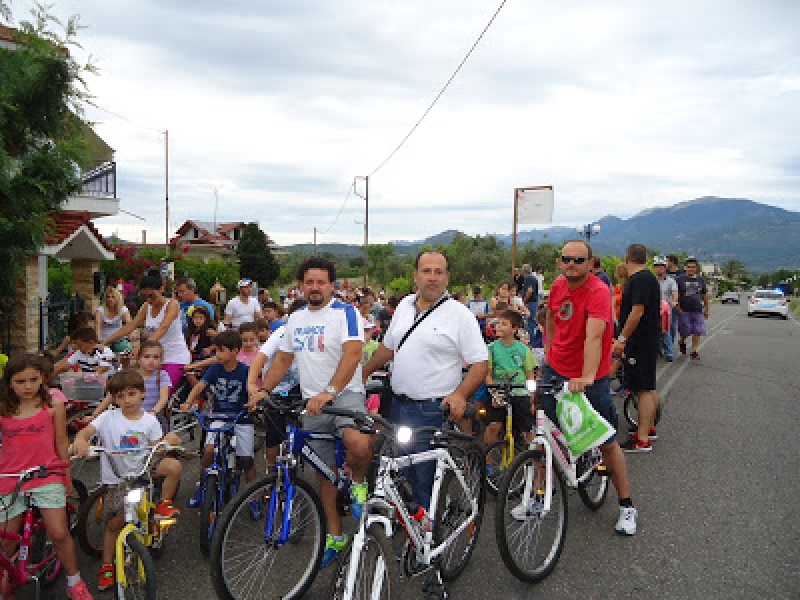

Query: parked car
[747,289,788,319]
[720,291,740,304]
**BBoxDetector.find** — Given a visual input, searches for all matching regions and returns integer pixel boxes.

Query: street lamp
[576,223,601,243]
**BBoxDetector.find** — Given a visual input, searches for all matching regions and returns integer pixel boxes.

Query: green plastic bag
[555,390,615,456]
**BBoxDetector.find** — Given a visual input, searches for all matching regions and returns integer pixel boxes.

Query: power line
[318,182,353,235]
[88,103,164,134]
[369,0,509,177]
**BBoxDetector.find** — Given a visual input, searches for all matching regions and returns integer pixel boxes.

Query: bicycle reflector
[396,426,413,445]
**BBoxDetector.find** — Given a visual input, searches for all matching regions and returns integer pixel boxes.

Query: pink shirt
[237,350,259,367]
[0,408,67,494]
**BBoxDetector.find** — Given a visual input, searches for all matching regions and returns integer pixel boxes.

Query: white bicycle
[329,404,486,600]
[494,379,610,582]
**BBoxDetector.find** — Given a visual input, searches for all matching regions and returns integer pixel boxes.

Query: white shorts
[205,422,254,458]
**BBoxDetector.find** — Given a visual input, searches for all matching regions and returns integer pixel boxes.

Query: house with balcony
[2,20,119,353]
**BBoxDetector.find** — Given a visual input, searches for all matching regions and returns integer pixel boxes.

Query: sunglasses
[561,255,588,264]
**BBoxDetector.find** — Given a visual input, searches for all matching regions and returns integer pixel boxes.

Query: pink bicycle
[0,462,83,599]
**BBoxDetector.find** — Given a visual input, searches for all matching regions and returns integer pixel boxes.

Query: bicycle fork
[523,433,553,515]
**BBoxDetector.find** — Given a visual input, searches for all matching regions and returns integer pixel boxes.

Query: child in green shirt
[484,310,538,446]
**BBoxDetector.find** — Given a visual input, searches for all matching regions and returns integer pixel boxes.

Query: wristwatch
[616,335,627,344]
[324,385,339,398]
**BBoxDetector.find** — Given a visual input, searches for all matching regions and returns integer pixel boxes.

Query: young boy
[72,370,182,591]
[484,310,538,448]
[180,330,259,518]
[54,327,115,375]
[467,286,491,340]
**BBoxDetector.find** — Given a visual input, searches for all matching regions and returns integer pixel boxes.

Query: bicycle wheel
[68,478,88,533]
[576,447,609,511]
[210,474,326,600]
[484,436,526,497]
[622,392,662,429]
[433,442,486,582]
[495,449,567,583]
[118,532,157,600]
[76,485,108,558]
[329,523,398,600]
[67,409,102,487]
[28,518,61,587]
[200,473,220,557]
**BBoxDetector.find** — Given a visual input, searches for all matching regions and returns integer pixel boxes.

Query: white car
[747,289,789,320]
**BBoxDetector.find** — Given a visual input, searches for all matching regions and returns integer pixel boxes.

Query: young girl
[91,341,171,426]
[0,355,93,599]
[237,322,260,367]
[184,306,216,388]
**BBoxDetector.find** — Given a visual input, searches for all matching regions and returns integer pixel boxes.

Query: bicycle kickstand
[422,569,449,600]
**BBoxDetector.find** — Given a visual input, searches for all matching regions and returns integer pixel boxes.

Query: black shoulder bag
[395,294,449,352]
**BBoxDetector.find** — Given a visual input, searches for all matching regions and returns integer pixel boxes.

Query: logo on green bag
[559,397,583,436]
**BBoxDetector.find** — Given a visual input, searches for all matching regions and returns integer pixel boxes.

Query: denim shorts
[678,311,706,336]
[302,391,366,466]
[541,365,618,444]
[0,483,66,520]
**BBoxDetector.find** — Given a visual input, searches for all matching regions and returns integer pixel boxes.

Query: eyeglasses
[561,255,588,264]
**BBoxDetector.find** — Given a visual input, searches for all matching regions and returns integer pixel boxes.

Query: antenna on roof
[212,186,219,234]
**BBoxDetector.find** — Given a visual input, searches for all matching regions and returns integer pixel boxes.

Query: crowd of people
[0,241,711,596]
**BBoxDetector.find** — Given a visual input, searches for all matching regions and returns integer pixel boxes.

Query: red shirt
[0,408,67,494]
[547,274,613,380]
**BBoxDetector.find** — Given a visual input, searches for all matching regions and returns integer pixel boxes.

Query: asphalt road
[39,302,800,599]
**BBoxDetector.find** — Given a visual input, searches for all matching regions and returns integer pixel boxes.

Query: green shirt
[488,339,537,396]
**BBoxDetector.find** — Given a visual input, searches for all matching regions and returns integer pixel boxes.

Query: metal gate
[39,292,85,351]
[0,301,12,357]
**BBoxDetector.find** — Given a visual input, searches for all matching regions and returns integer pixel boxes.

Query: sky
[8,0,800,247]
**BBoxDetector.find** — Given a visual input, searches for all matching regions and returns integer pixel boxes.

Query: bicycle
[0,462,83,599]
[191,409,249,557]
[209,390,363,600]
[621,387,662,431]
[74,442,181,600]
[329,403,486,600]
[482,375,531,496]
[494,378,611,583]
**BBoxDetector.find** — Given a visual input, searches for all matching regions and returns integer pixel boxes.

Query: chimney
[142,230,147,245]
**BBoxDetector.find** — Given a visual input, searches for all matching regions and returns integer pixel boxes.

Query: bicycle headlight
[396,426,413,445]
[526,380,537,393]
[125,488,143,504]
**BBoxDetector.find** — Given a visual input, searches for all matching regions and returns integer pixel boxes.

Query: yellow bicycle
[76,442,181,600]
[482,377,530,496]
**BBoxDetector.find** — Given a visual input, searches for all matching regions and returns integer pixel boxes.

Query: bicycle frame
[194,411,247,507]
[0,498,54,592]
[265,419,347,546]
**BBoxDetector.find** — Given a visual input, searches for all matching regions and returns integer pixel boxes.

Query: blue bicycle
[209,390,371,600]
[192,410,248,557]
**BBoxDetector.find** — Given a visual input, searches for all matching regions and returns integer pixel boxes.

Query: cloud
[9,0,800,248]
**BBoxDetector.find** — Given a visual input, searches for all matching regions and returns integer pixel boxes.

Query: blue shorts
[540,365,618,444]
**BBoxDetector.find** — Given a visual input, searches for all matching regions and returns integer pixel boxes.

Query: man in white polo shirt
[222,278,263,329]
[256,256,371,568]
[363,250,488,510]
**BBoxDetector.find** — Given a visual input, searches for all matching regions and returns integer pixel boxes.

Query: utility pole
[354,176,369,287]
[313,227,317,255]
[164,129,169,254]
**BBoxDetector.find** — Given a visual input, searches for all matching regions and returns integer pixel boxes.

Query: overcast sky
[10,0,800,246]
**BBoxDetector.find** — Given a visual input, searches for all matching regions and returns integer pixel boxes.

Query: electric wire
[318,182,353,235]
[368,0,509,177]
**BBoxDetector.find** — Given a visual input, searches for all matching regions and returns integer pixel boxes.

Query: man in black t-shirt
[613,244,661,453]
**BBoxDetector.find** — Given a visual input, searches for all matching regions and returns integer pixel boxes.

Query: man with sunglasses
[544,240,637,535]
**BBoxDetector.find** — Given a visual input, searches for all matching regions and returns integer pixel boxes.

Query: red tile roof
[44,210,113,252]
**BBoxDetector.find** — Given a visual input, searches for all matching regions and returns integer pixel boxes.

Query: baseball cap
[237,278,253,288]
[653,257,667,266]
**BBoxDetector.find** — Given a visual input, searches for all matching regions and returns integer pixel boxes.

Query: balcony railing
[80,161,116,198]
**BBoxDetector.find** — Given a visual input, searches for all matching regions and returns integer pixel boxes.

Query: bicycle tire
[76,485,108,558]
[622,392,662,430]
[495,449,567,583]
[68,478,88,534]
[118,532,157,600]
[329,523,398,600]
[484,437,526,497]
[576,447,609,511]
[433,442,486,582]
[67,409,102,487]
[28,518,62,587]
[210,473,326,600]
[200,473,220,557]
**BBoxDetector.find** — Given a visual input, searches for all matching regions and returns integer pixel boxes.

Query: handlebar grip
[439,403,476,419]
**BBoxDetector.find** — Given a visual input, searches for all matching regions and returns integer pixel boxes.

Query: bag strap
[396,294,449,352]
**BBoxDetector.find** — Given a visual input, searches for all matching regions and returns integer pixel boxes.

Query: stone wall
[10,256,40,353]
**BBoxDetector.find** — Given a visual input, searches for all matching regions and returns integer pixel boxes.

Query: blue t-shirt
[180,298,216,330]
[202,361,251,424]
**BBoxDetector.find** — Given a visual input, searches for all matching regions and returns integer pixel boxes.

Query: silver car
[747,290,789,319]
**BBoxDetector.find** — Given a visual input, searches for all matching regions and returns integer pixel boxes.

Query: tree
[238,222,279,288]
[0,4,93,298]
[721,259,746,280]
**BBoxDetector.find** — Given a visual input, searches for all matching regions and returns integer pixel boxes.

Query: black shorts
[483,395,535,434]
[625,339,659,393]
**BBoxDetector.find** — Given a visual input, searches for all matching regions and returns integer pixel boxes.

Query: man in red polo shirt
[544,239,637,535]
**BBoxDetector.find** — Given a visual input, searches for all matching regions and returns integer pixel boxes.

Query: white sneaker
[510,499,543,522]
[615,506,637,535]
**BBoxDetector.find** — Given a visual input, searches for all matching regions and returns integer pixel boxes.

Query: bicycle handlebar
[79,441,182,480]
[191,409,249,433]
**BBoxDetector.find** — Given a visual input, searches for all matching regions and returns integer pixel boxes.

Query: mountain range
[286,197,800,272]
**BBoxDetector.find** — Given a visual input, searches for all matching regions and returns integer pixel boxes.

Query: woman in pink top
[0,354,93,599]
